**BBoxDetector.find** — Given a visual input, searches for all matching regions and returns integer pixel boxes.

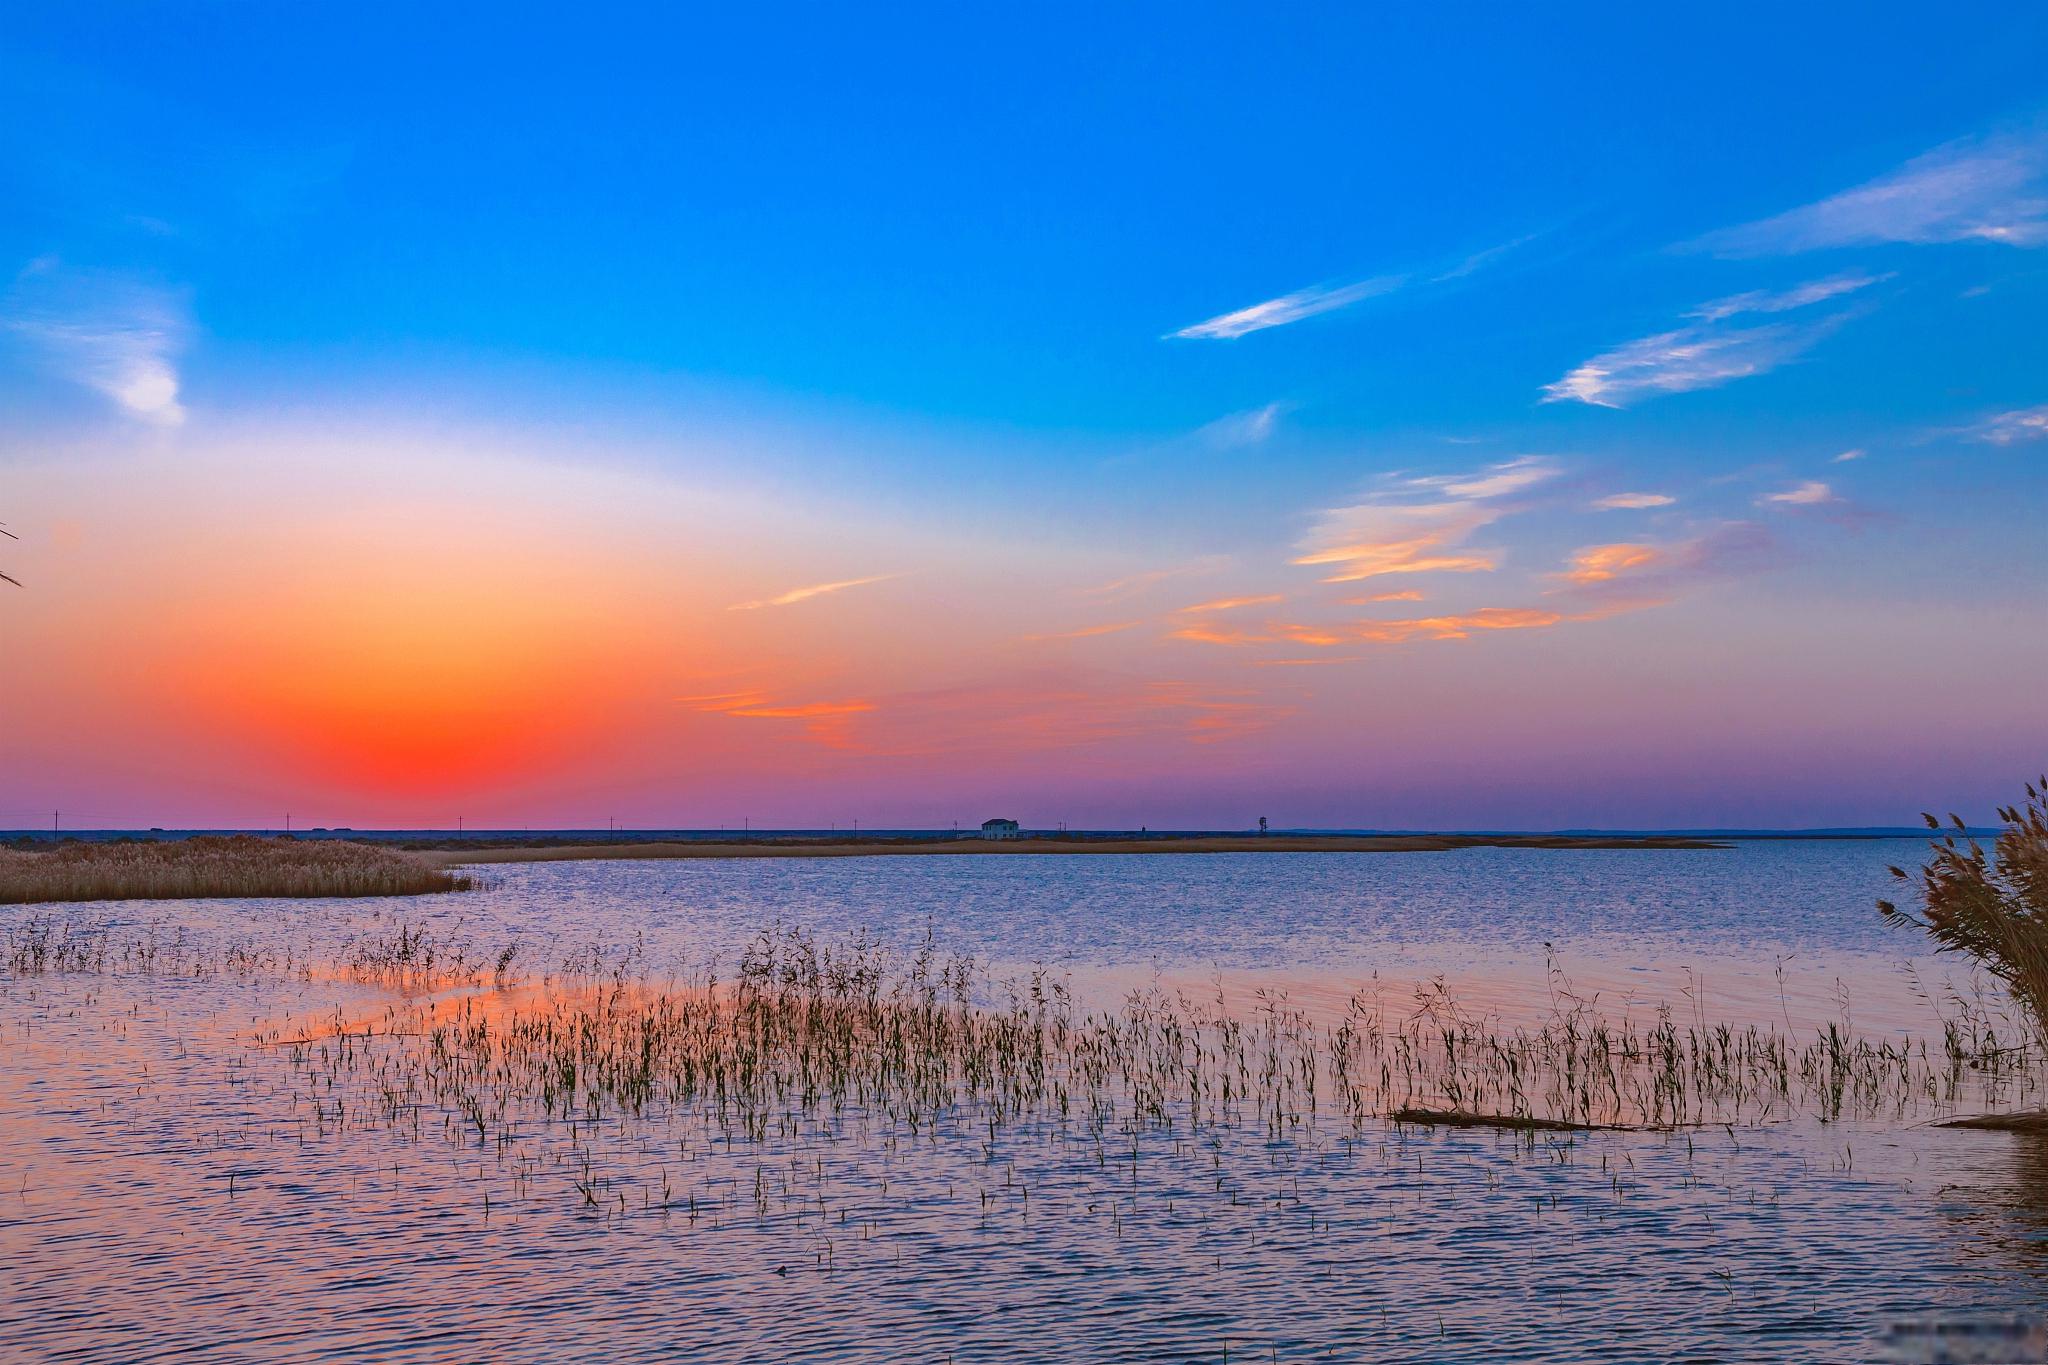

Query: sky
[3,4,2046,830]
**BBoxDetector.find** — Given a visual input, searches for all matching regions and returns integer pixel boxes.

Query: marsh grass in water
[7,911,2048,1361]
[0,835,473,904]
[11,915,2039,1146]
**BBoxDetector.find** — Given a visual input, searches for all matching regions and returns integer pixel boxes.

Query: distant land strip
[423,834,1727,865]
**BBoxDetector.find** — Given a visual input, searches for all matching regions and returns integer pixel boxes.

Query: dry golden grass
[0,835,473,904]
[1882,776,2048,1049]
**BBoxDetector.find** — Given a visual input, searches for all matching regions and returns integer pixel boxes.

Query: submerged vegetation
[1881,778,2048,1050]
[0,835,473,904]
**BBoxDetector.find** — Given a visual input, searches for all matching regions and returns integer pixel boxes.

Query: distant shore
[425,833,1726,866]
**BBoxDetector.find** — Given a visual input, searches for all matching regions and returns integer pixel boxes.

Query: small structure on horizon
[980,818,1021,841]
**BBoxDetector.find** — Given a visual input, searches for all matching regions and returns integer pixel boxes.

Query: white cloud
[1832,448,1867,462]
[1965,405,2048,445]
[1430,233,1538,282]
[1758,480,1835,506]
[728,573,900,611]
[1592,492,1676,510]
[1196,401,1288,448]
[1169,275,1406,340]
[1406,454,1558,499]
[3,260,189,425]
[1693,129,2048,255]
[1687,271,1890,323]
[1543,318,1841,408]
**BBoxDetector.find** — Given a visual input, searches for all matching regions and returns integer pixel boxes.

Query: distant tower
[1258,816,1268,835]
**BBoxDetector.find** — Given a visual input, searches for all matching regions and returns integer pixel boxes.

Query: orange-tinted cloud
[1293,502,1502,582]
[728,573,900,611]
[1350,607,1566,642]
[1556,542,1664,585]
[1272,622,1346,646]
[678,692,878,749]
[1178,594,1285,613]
[1024,620,1143,641]
[1169,621,1271,646]
[1295,457,1558,581]
[678,669,1293,760]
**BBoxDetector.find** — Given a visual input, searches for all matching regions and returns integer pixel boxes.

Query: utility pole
[52,809,58,835]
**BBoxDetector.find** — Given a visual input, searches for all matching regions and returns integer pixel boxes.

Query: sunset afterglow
[4,9,2045,831]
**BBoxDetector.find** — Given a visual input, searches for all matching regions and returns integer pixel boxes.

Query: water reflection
[4,844,2047,1362]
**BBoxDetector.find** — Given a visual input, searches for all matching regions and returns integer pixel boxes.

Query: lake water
[3,841,2045,1362]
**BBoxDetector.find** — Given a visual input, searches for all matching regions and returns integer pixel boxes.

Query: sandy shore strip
[425,834,1725,865]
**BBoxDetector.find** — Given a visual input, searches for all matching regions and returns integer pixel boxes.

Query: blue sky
[3,4,2047,827]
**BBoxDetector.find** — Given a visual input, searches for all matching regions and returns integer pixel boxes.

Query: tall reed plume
[1881,776,2048,1048]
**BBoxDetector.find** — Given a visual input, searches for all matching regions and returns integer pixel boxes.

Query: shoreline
[427,833,1727,865]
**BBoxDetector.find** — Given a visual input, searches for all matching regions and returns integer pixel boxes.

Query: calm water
[3,842,2045,1363]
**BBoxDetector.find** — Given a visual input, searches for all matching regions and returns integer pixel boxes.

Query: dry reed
[0,835,473,904]
[1881,777,2048,1050]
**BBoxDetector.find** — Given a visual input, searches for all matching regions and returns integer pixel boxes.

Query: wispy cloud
[1169,275,1405,341]
[727,573,900,611]
[1832,448,1867,462]
[1075,563,1213,603]
[1431,233,1539,282]
[1294,458,1559,582]
[1558,522,1781,599]
[1758,480,1836,507]
[1344,589,1426,604]
[1403,455,1558,499]
[1547,269,1880,409]
[759,673,1292,756]
[1963,405,2048,445]
[1555,543,1664,585]
[1592,492,1677,510]
[3,260,189,425]
[1173,602,1619,650]
[1543,316,1846,408]
[676,691,875,718]
[676,690,877,748]
[1687,271,1891,323]
[1178,594,1284,614]
[1195,402,1289,448]
[1349,607,1565,643]
[1167,620,1272,647]
[1547,523,1782,606]
[1023,620,1143,641]
[1250,655,1363,667]
[1295,501,1504,582]
[1692,129,2048,255]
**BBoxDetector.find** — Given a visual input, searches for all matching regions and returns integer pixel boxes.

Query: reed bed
[10,917,2039,1138]
[189,922,2033,1141]
[0,836,473,904]
[7,914,2044,1249]
[208,926,2035,1251]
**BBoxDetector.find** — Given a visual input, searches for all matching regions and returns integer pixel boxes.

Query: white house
[980,818,1021,840]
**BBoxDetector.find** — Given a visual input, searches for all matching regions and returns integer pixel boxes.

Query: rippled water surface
[4,841,2046,1362]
